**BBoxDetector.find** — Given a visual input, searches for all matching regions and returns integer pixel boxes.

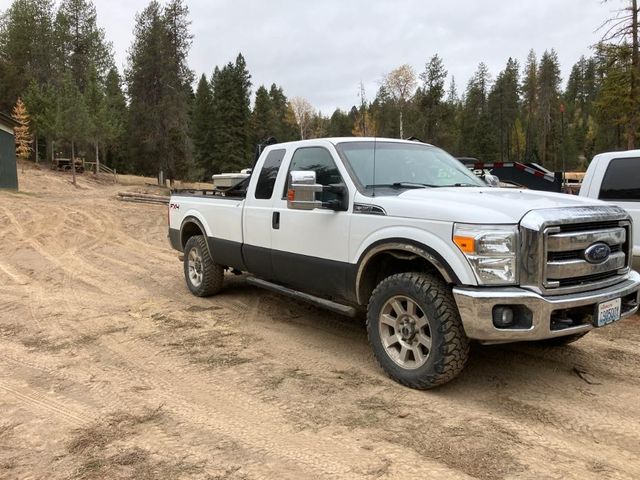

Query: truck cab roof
[266,137,434,148]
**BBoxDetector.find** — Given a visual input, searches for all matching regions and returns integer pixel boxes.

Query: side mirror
[287,171,323,210]
[484,174,500,187]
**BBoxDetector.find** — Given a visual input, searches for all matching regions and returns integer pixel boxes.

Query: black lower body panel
[168,228,181,251]
[243,243,275,280]
[176,230,357,304]
[271,248,353,303]
[207,237,246,271]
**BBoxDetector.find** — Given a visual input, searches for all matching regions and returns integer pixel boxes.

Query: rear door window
[254,149,286,200]
[599,157,640,201]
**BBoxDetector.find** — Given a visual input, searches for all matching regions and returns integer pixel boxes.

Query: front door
[271,145,352,299]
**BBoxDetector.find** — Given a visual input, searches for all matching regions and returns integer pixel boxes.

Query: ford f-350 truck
[168,138,640,389]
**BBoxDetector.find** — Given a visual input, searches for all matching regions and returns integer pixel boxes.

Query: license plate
[596,298,622,327]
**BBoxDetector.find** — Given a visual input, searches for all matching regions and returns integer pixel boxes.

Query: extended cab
[579,150,640,271]
[169,138,640,389]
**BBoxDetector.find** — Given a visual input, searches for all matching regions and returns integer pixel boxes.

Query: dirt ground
[1,164,640,480]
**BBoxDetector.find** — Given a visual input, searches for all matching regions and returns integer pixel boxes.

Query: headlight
[453,224,518,285]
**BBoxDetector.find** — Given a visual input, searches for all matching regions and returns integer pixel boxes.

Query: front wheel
[183,235,224,297]
[367,272,470,389]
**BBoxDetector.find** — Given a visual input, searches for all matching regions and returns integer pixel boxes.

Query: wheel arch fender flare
[180,213,213,258]
[353,229,476,305]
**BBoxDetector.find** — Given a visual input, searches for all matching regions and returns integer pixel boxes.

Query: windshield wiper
[437,182,482,188]
[365,182,435,189]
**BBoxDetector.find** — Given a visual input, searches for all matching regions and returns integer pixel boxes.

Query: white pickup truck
[579,150,640,271]
[169,138,640,389]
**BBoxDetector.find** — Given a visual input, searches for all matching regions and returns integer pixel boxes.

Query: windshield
[336,141,485,190]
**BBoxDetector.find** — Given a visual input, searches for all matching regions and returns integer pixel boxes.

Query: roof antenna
[372,136,377,198]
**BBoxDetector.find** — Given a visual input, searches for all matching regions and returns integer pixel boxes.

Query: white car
[169,138,640,389]
[580,150,640,270]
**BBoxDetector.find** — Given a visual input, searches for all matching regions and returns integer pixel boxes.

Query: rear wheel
[367,272,470,389]
[183,235,224,297]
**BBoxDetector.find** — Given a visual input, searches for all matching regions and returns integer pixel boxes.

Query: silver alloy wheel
[188,247,203,287]
[378,295,432,369]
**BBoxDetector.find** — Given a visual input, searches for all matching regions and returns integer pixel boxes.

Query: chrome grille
[520,206,633,295]
[544,224,630,291]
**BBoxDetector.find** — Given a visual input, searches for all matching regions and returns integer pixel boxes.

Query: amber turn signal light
[453,235,475,254]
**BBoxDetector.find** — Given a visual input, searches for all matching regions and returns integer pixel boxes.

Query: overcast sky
[8,0,619,112]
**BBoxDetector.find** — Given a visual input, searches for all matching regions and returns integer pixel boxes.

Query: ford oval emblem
[584,242,611,264]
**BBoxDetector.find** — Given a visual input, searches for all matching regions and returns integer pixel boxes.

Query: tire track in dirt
[133,284,640,477]
[101,330,468,479]
[2,205,120,298]
[0,381,94,427]
[210,292,640,478]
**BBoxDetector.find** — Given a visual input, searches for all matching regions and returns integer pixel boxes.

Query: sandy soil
[1,164,640,480]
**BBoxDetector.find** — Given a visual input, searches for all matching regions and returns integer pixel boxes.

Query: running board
[245,277,358,317]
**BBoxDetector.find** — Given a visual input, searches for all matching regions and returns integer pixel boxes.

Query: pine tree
[488,58,520,161]
[537,49,562,169]
[370,85,400,138]
[0,0,56,111]
[103,67,127,171]
[12,97,33,162]
[564,56,599,168]
[327,108,354,137]
[192,73,214,175]
[268,84,297,142]
[600,0,640,148]
[126,0,194,180]
[55,72,91,185]
[210,54,252,173]
[84,63,107,172]
[522,50,538,162]
[24,80,56,162]
[54,0,112,92]
[251,85,275,146]
[441,77,461,153]
[417,54,448,144]
[460,63,495,159]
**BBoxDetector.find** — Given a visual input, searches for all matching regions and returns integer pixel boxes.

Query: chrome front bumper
[453,270,640,343]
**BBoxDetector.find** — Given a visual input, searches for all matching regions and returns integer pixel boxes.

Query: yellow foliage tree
[352,111,378,137]
[12,98,33,162]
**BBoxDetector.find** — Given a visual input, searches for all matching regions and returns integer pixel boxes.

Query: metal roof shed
[0,112,19,190]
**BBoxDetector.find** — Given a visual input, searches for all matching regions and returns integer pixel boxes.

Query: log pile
[116,192,169,205]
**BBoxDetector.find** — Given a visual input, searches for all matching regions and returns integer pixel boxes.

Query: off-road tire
[183,235,224,297]
[367,272,470,389]
[537,332,589,347]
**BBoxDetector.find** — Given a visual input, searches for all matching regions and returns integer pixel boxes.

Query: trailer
[457,157,563,192]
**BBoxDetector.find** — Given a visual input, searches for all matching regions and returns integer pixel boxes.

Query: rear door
[242,148,288,280]
[270,144,352,298]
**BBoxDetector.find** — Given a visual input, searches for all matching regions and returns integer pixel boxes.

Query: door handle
[272,211,280,229]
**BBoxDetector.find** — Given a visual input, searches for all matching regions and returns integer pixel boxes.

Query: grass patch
[151,312,203,331]
[73,447,203,480]
[0,324,24,338]
[20,332,69,352]
[68,406,164,455]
